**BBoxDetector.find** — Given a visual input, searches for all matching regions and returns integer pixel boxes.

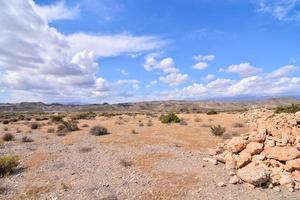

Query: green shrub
[50,115,64,123]
[2,133,14,141]
[0,156,19,176]
[207,110,218,115]
[90,125,109,136]
[160,113,181,124]
[274,104,300,114]
[56,120,79,134]
[210,125,226,136]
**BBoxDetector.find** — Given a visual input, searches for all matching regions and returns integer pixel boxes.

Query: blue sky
[0,0,300,103]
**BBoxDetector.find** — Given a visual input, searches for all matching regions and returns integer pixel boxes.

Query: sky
[0,0,300,103]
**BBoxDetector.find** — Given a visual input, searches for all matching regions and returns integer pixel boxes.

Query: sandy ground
[0,113,299,200]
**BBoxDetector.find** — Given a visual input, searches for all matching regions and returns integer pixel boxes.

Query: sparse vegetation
[21,136,34,143]
[131,129,138,134]
[50,115,64,123]
[210,125,226,136]
[79,147,92,153]
[194,118,202,122]
[57,120,79,134]
[232,122,244,128]
[179,120,188,125]
[274,104,300,114]
[90,125,109,136]
[47,128,55,133]
[139,122,144,127]
[31,122,39,129]
[3,127,8,131]
[82,124,89,128]
[70,112,96,120]
[207,110,218,115]
[0,155,19,176]
[2,133,14,141]
[120,159,133,168]
[2,120,9,125]
[160,113,181,124]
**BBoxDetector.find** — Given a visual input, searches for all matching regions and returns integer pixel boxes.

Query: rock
[279,174,293,186]
[203,157,218,165]
[217,182,226,187]
[244,142,264,155]
[227,137,247,153]
[235,151,251,168]
[264,146,300,161]
[295,111,300,117]
[273,186,281,192]
[292,170,300,182]
[249,130,266,143]
[229,175,239,184]
[265,139,275,147]
[237,163,269,186]
[285,158,300,172]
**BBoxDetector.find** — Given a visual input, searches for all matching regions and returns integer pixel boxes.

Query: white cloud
[193,62,208,70]
[159,73,188,86]
[0,0,164,102]
[258,0,300,21]
[117,79,140,90]
[33,0,80,22]
[120,69,128,75]
[144,54,179,73]
[220,63,262,77]
[194,54,215,62]
[182,83,207,97]
[267,65,299,78]
[146,80,158,88]
[203,74,215,81]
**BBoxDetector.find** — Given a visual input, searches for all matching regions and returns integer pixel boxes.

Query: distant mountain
[0,97,299,113]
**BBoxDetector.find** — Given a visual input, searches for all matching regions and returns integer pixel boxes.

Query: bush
[2,120,9,125]
[194,118,202,122]
[31,122,39,129]
[57,120,79,134]
[160,113,181,124]
[232,122,244,128]
[50,115,64,123]
[274,104,300,114]
[71,112,96,120]
[0,156,19,176]
[207,110,218,115]
[21,136,34,143]
[2,133,14,141]
[47,128,55,133]
[180,120,188,125]
[90,125,109,136]
[210,125,226,136]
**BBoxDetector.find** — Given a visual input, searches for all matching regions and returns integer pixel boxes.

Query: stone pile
[206,109,300,192]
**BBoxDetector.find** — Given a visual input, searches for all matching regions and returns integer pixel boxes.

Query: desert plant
[2,133,14,141]
[0,156,19,176]
[160,113,181,124]
[274,104,300,114]
[50,115,64,123]
[90,125,109,136]
[194,118,202,122]
[3,127,8,131]
[139,123,144,127]
[210,125,226,136]
[207,110,218,115]
[232,122,244,128]
[47,128,55,133]
[131,129,138,134]
[180,120,188,125]
[120,159,133,168]
[57,120,79,134]
[21,136,34,143]
[2,120,9,125]
[79,147,92,153]
[30,122,39,129]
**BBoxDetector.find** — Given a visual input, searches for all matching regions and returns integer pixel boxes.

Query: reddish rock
[264,146,300,161]
[237,163,269,186]
[245,142,264,155]
[285,158,300,172]
[227,137,247,153]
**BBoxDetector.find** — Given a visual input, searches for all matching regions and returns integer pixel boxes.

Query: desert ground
[0,111,299,200]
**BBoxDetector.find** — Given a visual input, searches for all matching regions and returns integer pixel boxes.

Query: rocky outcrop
[208,109,300,192]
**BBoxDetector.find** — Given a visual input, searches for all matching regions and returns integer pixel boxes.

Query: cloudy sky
[0,0,300,103]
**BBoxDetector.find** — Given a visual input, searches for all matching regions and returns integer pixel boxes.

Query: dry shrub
[90,125,109,136]
[30,122,39,129]
[0,156,19,176]
[180,120,188,126]
[79,147,92,153]
[2,120,9,125]
[194,118,202,122]
[160,113,180,124]
[47,128,55,133]
[232,122,244,128]
[2,133,14,141]
[131,129,138,134]
[207,110,218,115]
[139,123,144,127]
[21,136,34,143]
[57,120,79,134]
[120,159,133,168]
[210,125,226,136]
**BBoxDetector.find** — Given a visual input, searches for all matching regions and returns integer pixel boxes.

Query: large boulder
[237,163,269,186]
[285,158,300,172]
[227,137,248,153]
[236,151,252,168]
[244,142,264,155]
[264,146,300,161]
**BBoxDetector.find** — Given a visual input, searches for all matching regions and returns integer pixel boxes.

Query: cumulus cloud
[203,74,215,81]
[220,63,262,77]
[193,62,208,70]
[258,0,300,21]
[194,54,215,62]
[120,69,128,75]
[267,65,299,78]
[0,0,164,102]
[117,79,140,90]
[159,73,188,86]
[33,0,80,22]
[144,54,179,73]
[192,54,215,70]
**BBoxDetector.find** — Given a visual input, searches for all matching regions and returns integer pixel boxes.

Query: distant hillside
[0,98,299,113]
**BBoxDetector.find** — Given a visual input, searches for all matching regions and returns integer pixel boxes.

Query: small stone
[289,187,295,192]
[217,182,226,187]
[273,186,281,192]
[229,175,239,184]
